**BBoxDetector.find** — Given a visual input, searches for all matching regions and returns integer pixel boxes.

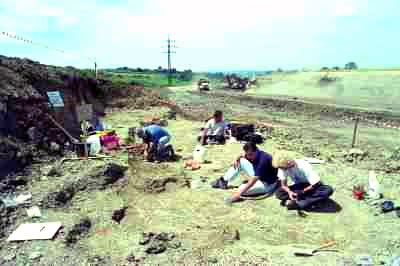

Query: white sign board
[47,91,64,107]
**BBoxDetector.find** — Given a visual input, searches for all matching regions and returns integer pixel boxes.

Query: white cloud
[0,0,80,32]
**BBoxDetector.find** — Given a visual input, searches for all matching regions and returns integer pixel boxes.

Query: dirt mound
[44,183,76,208]
[139,232,181,254]
[128,160,190,193]
[43,163,127,208]
[77,163,127,191]
[0,201,18,239]
[65,217,92,246]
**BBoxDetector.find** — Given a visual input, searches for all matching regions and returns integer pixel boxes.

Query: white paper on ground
[26,206,41,217]
[14,193,32,204]
[7,222,62,241]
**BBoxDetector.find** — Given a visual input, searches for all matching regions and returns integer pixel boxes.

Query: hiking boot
[286,200,300,210]
[210,177,228,189]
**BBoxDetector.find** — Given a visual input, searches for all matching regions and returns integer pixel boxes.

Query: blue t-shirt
[252,150,278,184]
[144,125,170,144]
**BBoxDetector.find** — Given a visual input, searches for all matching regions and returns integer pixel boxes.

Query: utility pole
[162,35,177,86]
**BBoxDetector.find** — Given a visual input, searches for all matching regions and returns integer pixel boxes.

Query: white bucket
[368,170,381,199]
[86,135,101,156]
[193,145,207,163]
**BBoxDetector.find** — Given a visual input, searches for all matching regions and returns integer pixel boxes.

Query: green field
[247,70,400,114]
[101,71,193,89]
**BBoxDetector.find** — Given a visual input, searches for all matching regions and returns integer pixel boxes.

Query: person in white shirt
[199,110,227,145]
[273,152,333,210]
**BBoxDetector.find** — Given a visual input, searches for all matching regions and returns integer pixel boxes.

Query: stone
[47,164,63,177]
[166,239,181,249]
[29,252,42,260]
[4,253,16,261]
[65,218,92,246]
[155,232,175,241]
[139,232,155,245]
[111,206,128,224]
[50,142,61,153]
[208,257,218,264]
[145,241,167,254]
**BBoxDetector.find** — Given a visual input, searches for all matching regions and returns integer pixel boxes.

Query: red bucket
[353,191,365,200]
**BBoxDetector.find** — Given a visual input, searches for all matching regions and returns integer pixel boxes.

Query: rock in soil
[43,184,75,208]
[139,232,155,245]
[43,163,127,208]
[29,251,42,260]
[47,163,63,177]
[155,232,175,241]
[87,255,111,266]
[166,239,182,249]
[208,257,218,264]
[74,163,128,191]
[139,232,181,254]
[126,253,144,263]
[146,241,167,254]
[65,218,92,246]
[111,206,128,224]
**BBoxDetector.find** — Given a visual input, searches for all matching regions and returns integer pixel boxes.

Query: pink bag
[101,135,120,150]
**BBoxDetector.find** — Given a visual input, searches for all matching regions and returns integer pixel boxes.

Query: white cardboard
[7,222,62,241]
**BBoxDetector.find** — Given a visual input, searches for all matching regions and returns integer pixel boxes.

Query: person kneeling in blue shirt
[136,125,171,161]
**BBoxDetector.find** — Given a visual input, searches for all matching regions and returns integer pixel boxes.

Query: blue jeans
[157,135,171,152]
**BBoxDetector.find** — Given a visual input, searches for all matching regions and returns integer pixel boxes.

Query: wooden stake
[351,117,359,148]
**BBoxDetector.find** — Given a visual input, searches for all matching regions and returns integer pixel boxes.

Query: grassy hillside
[101,71,193,89]
[247,70,400,114]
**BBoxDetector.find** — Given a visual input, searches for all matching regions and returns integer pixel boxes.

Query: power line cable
[1,31,96,65]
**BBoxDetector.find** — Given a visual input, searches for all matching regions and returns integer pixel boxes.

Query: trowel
[292,241,337,256]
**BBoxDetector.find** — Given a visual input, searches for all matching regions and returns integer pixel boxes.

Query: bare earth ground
[1,83,400,266]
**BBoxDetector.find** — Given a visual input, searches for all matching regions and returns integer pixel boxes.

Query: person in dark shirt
[211,142,279,203]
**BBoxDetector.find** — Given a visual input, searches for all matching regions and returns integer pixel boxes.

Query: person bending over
[273,152,334,210]
[136,125,171,161]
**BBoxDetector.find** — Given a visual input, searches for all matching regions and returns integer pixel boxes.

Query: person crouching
[198,110,227,145]
[273,152,334,210]
[135,125,171,162]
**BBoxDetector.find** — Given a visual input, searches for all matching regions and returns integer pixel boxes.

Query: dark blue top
[144,125,170,144]
[252,150,278,184]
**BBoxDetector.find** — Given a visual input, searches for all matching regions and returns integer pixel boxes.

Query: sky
[1,0,400,71]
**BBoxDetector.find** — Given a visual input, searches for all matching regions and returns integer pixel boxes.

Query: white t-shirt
[277,159,320,185]
[205,118,226,136]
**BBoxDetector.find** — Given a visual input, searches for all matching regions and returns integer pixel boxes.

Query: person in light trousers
[211,142,279,203]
